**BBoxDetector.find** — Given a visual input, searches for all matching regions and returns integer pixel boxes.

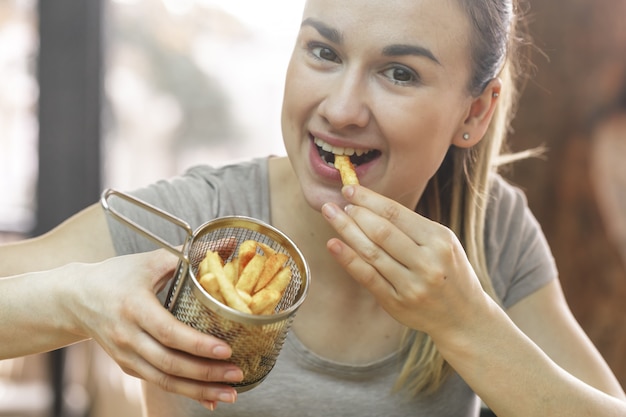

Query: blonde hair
[394,0,532,395]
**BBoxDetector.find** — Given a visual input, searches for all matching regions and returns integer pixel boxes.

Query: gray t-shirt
[105,157,557,416]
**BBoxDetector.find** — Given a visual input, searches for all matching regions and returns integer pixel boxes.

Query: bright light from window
[195,0,304,31]
[161,0,195,15]
[0,2,38,233]
[103,0,306,191]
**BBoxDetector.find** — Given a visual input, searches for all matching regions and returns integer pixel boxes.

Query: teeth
[320,140,334,153]
[314,137,370,156]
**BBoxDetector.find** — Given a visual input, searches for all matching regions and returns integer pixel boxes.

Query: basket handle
[100,188,193,263]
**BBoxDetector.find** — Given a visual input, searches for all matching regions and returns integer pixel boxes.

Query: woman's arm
[1,249,183,358]
[0,203,116,355]
[507,279,624,396]
[0,204,242,409]
[0,204,116,277]
[1,262,97,357]
[433,282,625,417]
[322,185,626,417]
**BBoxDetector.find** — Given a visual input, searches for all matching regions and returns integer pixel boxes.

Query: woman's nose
[317,71,370,130]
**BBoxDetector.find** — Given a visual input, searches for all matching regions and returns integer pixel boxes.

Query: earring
[462,133,470,140]
[492,92,499,98]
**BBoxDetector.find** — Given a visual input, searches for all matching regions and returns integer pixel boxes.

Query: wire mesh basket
[101,189,310,391]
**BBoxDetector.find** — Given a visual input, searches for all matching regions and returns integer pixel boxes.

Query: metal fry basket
[101,189,310,392]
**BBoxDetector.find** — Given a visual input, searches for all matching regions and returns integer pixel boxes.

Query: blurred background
[0,0,625,416]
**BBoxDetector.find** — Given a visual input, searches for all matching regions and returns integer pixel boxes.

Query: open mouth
[313,137,381,167]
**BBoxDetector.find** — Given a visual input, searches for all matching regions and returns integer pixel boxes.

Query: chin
[300,182,346,213]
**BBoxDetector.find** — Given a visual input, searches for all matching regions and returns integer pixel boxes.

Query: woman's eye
[310,44,340,63]
[383,66,419,85]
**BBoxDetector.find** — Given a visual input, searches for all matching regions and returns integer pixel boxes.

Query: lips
[313,136,381,167]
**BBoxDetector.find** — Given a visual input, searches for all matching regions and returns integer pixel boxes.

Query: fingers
[322,196,425,286]
[82,249,245,406]
[115,288,243,404]
[134,344,242,403]
[137,293,242,362]
[343,203,425,271]
[122,348,240,405]
[137,323,243,383]
[325,235,396,297]
[340,185,440,244]
[322,185,457,294]
[140,296,231,359]
[322,201,411,295]
[124,327,241,404]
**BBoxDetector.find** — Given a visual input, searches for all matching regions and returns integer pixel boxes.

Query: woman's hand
[321,185,492,339]
[68,249,242,410]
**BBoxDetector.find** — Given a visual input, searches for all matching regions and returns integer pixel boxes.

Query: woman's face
[281,0,475,211]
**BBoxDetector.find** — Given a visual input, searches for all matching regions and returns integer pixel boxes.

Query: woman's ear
[453,78,502,148]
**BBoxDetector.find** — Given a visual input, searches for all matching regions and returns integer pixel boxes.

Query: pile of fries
[197,239,291,315]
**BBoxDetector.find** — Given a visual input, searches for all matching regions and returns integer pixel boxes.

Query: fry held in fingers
[334,155,359,186]
[198,240,291,315]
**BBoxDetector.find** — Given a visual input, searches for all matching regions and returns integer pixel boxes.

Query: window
[103,0,305,191]
[0,0,38,235]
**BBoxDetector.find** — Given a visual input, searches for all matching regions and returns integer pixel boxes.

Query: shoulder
[485,174,558,308]
[184,157,269,186]
[136,157,270,223]
[105,158,271,255]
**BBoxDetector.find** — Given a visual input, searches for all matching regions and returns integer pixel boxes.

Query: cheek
[281,63,312,134]
[381,111,454,185]
[384,107,453,159]
[281,66,301,145]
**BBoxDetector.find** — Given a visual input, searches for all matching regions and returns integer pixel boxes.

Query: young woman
[2,0,625,415]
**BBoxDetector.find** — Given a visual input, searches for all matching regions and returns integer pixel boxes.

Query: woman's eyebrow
[382,44,441,65]
[301,18,343,44]
[300,18,440,66]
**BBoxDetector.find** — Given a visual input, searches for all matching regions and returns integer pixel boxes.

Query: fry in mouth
[334,155,359,186]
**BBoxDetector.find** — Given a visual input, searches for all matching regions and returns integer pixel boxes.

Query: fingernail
[322,203,339,220]
[224,369,243,382]
[212,345,231,359]
[342,185,355,198]
[200,400,216,411]
[327,239,342,255]
[218,391,237,403]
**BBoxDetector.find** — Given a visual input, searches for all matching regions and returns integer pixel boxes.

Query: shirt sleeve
[104,158,270,257]
[485,175,559,308]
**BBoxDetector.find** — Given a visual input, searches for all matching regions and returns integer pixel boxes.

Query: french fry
[253,252,288,293]
[223,261,238,285]
[334,155,359,186]
[197,239,293,316]
[218,276,252,314]
[250,288,282,315]
[264,266,292,295]
[235,253,266,294]
[237,288,253,305]
[198,250,220,277]
[203,250,252,314]
[258,242,276,257]
[260,304,279,316]
[237,240,258,273]
[199,271,219,294]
